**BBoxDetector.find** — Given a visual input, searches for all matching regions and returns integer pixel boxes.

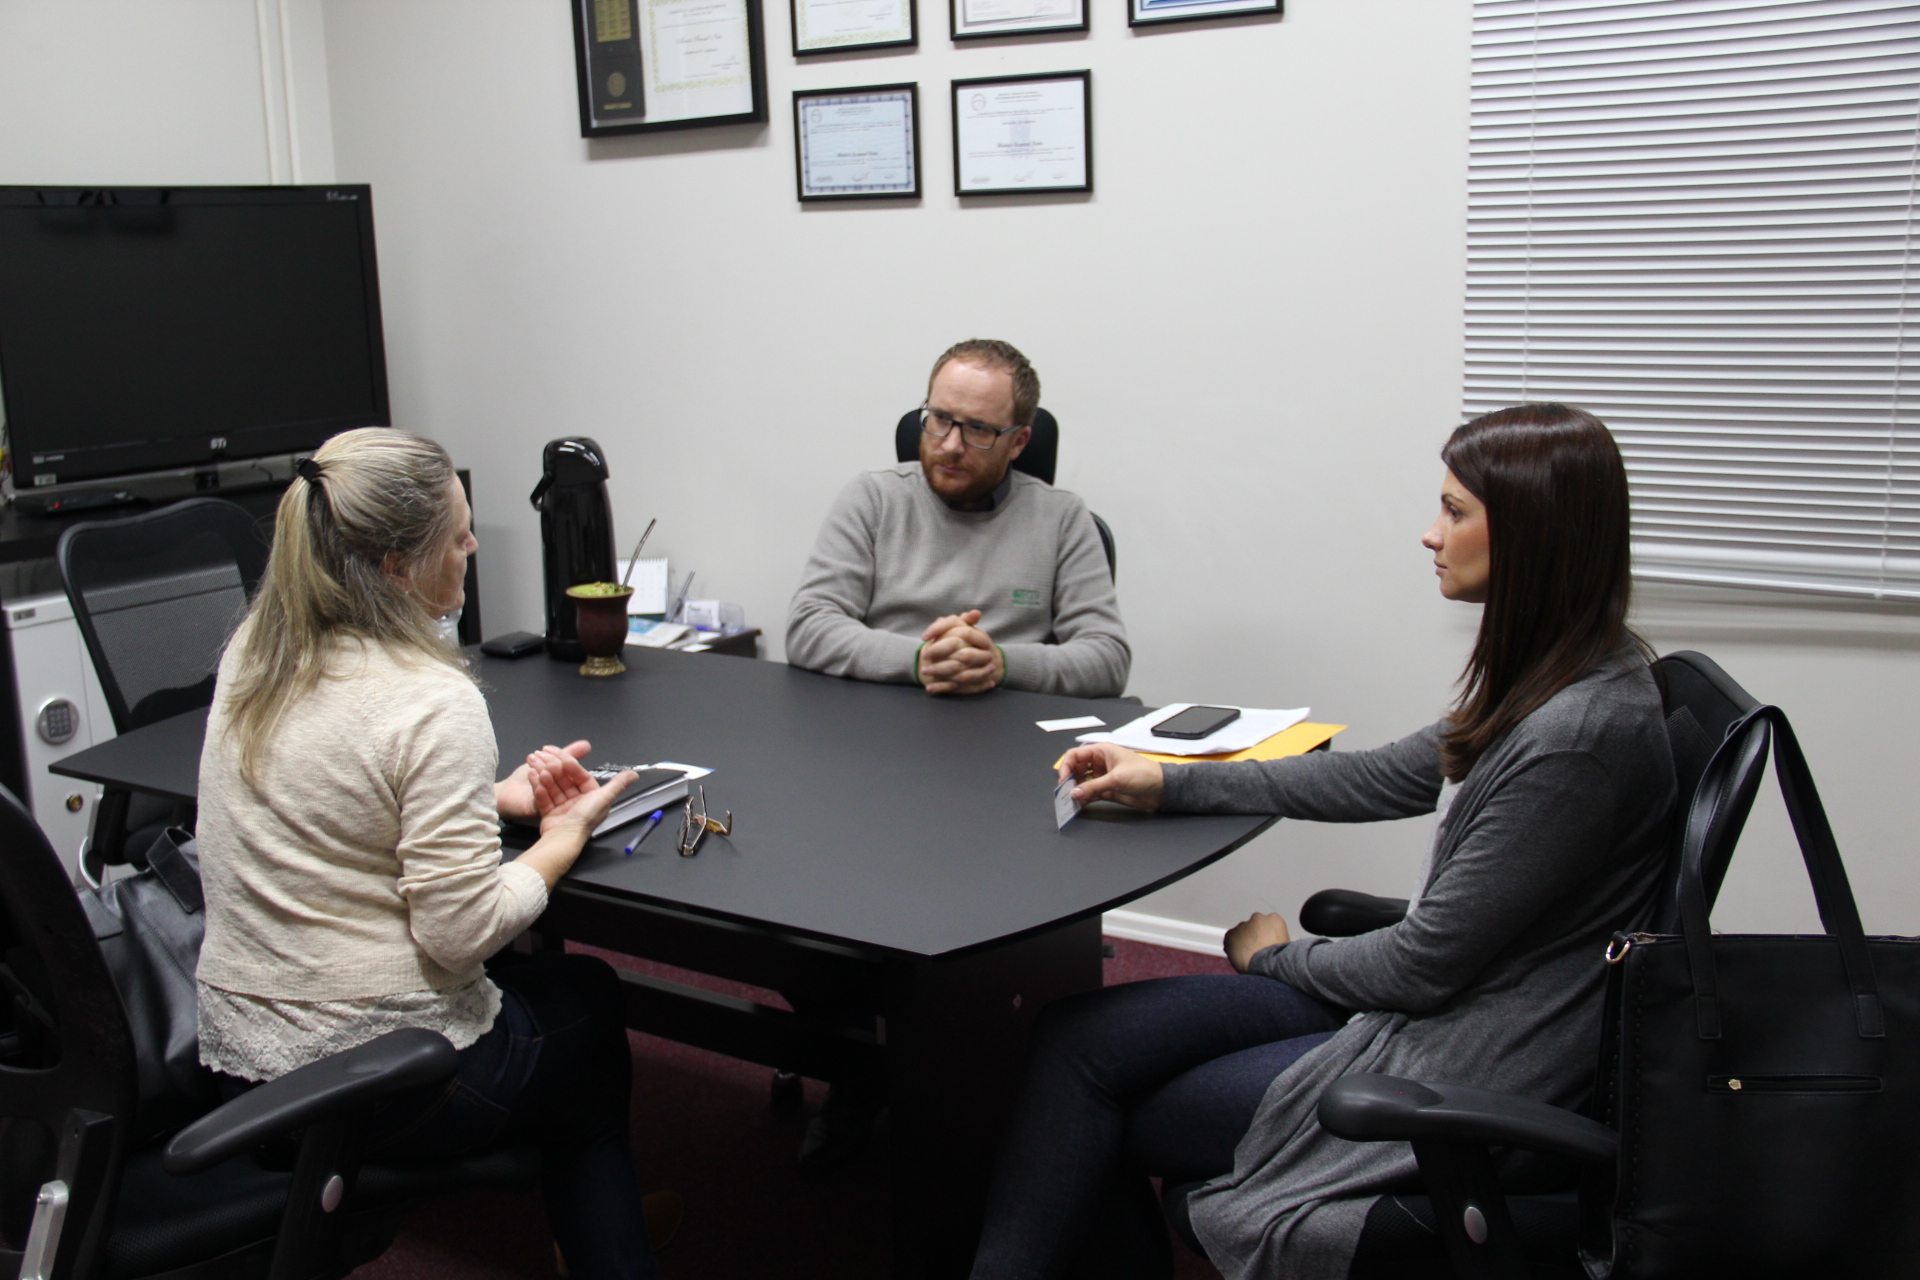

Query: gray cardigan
[1166,653,1675,1280]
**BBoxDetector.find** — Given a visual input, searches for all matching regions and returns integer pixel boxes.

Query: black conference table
[52,646,1279,1278]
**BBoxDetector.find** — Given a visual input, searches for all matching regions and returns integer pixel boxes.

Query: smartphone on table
[1150,705,1242,740]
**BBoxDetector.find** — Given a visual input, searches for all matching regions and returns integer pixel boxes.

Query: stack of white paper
[1076,704,1310,757]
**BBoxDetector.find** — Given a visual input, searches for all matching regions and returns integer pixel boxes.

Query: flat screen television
[0,184,389,490]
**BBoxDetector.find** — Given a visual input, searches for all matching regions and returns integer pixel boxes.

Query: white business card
[1037,715,1106,732]
[1054,775,1084,829]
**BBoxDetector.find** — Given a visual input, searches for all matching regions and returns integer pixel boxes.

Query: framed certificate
[572,0,646,133]
[951,71,1091,196]
[792,0,916,55]
[794,84,921,200]
[1128,0,1278,27]
[950,0,1085,40]
[570,0,769,136]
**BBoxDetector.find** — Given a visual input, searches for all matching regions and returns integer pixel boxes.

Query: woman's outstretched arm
[394,698,632,973]
[1061,723,1446,822]
[1160,722,1445,821]
[516,746,635,890]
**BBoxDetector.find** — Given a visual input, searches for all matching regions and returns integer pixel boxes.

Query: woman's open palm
[527,744,634,836]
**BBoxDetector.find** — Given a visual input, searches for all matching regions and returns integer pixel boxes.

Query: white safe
[6,590,110,879]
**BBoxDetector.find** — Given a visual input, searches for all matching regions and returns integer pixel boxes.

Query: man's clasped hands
[918,607,1006,695]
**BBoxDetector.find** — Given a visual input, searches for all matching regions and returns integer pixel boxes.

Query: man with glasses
[787,338,1129,700]
[782,339,1129,1170]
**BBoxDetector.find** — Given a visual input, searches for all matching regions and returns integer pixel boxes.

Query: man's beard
[922,455,1007,509]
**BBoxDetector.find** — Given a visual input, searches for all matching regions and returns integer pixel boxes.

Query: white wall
[0,0,333,186]
[7,0,1916,941]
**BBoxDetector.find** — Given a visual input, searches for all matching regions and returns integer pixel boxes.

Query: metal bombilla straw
[621,518,658,589]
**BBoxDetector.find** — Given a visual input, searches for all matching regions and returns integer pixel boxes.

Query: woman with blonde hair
[194,427,657,1280]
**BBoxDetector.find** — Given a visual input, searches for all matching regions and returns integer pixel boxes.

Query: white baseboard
[1101,909,1226,957]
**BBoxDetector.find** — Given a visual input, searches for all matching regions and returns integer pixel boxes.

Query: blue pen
[624,810,666,855]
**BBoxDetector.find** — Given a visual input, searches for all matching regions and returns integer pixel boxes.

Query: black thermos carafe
[529,437,616,661]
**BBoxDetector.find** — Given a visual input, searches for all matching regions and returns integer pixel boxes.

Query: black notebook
[505,765,694,838]
[586,766,692,837]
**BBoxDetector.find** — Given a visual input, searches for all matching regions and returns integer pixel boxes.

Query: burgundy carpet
[354,938,1233,1280]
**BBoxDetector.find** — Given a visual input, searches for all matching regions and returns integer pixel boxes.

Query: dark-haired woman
[969,405,1676,1280]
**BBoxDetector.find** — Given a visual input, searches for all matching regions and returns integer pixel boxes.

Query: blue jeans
[971,974,1347,1280]
[367,954,658,1280]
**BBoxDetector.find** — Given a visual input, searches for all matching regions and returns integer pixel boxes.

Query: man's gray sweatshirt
[785,464,1130,697]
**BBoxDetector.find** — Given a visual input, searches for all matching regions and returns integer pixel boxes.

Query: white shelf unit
[5,591,110,879]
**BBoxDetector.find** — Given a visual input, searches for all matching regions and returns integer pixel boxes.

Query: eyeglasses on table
[678,785,732,858]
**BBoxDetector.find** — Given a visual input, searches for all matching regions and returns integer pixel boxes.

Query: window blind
[1468,0,1920,599]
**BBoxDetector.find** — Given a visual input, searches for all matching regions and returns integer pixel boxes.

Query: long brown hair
[224,427,469,783]
[1441,404,1647,782]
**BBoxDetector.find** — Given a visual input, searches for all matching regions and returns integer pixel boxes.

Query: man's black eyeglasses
[920,404,1022,451]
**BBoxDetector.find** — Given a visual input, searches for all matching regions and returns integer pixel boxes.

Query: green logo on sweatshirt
[1012,589,1043,608]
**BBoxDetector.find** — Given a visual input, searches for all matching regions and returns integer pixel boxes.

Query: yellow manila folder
[1138,721,1345,764]
[1055,722,1345,771]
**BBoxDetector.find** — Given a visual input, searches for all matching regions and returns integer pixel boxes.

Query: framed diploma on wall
[791,0,916,55]
[1127,0,1278,27]
[949,0,1085,41]
[951,71,1091,196]
[570,0,769,136]
[793,84,922,200]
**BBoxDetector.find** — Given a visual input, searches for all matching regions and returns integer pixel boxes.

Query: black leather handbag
[1582,706,1920,1279]
[76,826,217,1139]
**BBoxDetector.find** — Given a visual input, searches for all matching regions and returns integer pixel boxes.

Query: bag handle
[140,826,203,916]
[1676,705,1883,1040]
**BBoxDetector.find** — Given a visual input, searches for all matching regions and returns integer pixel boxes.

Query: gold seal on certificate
[571,0,769,136]
[950,71,1091,196]
[572,0,646,133]
[950,0,1084,40]
[791,0,916,55]
[793,84,921,201]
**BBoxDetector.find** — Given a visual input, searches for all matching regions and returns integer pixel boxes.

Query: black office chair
[894,407,1118,580]
[1296,651,1761,942]
[1171,651,1767,1278]
[0,780,539,1280]
[55,499,270,872]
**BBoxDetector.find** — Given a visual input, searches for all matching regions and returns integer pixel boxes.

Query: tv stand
[15,448,308,509]
[12,489,140,517]
[0,485,286,572]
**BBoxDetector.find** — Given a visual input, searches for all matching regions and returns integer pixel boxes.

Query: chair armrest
[1317,1073,1618,1168]
[1299,889,1410,937]
[162,1028,459,1175]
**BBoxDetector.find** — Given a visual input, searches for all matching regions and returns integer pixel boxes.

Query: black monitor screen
[0,185,389,488]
